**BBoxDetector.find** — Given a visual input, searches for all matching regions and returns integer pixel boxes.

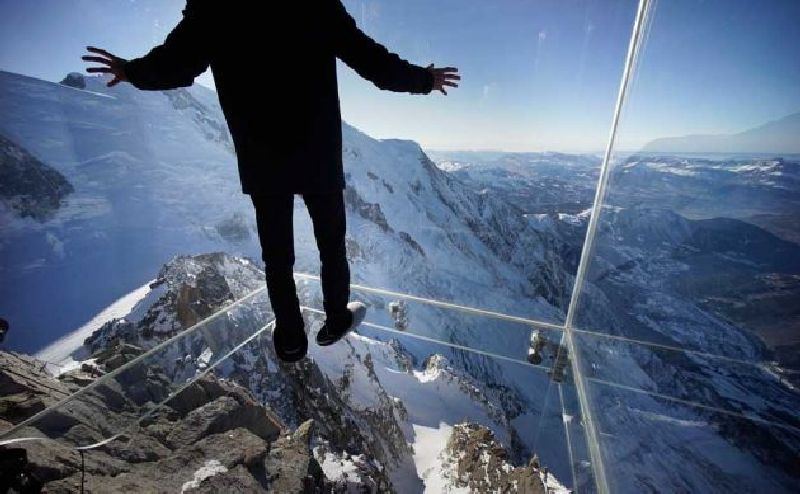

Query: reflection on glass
[570,0,800,492]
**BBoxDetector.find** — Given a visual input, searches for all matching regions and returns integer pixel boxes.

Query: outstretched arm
[331,0,459,95]
[83,0,210,90]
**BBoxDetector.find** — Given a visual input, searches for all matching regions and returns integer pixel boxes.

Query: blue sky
[0,0,798,152]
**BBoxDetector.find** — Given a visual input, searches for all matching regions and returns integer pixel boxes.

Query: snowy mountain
[0,69,254,354]
[0,69,568,354]
[0,70,575,491]
[3,67,799,492]
[526,210,800,492]
[433,148,800,491]
[427,150,600,215]
[609,156,800,221]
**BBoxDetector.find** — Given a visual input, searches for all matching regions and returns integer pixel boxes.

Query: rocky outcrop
[0,350,329,493]
[59,72,86,89]
[0,351,72,428]
[444,422,558,494]
[0,133,73,222]
[84,252,264,353]
[264,420,327,492]
[344,185,393,233]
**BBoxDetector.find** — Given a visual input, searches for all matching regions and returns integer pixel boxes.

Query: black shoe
[316,302,367,346]
[272,319,307,362]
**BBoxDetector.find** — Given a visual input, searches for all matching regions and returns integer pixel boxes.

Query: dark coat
[124,0,434,195]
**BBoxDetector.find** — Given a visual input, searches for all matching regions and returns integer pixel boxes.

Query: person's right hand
[82,46,128,87]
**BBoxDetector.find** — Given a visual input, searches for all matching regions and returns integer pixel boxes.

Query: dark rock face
[0,350,324,493]
[398,231,426,257]
[445,422,547,494]
[165,395,281,449]
[59,72,86,89]
[84,252,262,354]
[263,420,327,492]
[0,133,74,222]
[0,351,72,427]
[344,185,393,233]
[216,212,252,243]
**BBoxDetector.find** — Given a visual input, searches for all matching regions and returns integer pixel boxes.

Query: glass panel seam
[562,1,656,493]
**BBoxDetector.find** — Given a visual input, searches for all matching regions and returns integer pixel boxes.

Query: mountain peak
[642,111,800,154]
[59,72,86,89]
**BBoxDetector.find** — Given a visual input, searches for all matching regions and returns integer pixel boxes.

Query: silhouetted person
[83,1,459,362]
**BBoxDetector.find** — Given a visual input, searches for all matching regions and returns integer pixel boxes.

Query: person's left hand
[82,46,128,87]
[426,64,460,95]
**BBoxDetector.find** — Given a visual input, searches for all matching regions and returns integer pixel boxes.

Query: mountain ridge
[642,112,800,154]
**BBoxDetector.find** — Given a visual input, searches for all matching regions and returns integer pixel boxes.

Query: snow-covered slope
[0,70,570,354]
[0,70,254,353]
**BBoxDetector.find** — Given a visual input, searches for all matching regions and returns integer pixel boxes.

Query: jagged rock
[344,185,393,233]
[21,438,128,484]
[189,464,265,492]
[166,374,236,416]
[0,350,311,493]
[0,351,71,424]
[264,419,327,493]
[165,395,280,448]
[191,427,269,468]
[0,418,13,434]
[174,265,232,328]
[92,342,144,371]
[97,426,171,463]
[272,351,401,491]
[444,422,549,494]
[112,364,172,407]
[58,369,98,388]
[165,375,284,439]
[59,72,86,89]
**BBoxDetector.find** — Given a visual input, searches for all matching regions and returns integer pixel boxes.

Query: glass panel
[299,277,592,491]
[0,0,639,492]
[571,0,800,492]
[587,379,800,494]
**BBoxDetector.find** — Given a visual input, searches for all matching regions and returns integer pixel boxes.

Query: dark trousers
[250,192,350,329]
